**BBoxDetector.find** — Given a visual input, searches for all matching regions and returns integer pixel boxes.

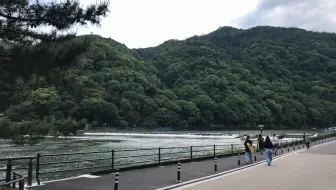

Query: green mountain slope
[1,26,336,139]
[137,26,336,129]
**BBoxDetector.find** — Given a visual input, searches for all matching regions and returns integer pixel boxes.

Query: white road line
[157,139,336,190]
[27,174,100,188]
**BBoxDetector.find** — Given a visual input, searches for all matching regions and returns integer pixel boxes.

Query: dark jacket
[263,141,273,149]
[244,140,252,152]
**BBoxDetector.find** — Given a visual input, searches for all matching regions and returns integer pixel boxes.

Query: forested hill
[1,26,336,139]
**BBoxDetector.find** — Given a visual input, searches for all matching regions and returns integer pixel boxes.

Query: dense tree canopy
[2,25,336,144]
[0,0,110,143]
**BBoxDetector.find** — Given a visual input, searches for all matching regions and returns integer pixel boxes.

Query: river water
[0,130,310,181]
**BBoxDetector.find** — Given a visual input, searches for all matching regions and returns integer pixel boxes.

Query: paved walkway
[168,139,336,190]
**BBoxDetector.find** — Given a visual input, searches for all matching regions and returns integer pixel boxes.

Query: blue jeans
[245,151,252,163]
[265,148,272,165]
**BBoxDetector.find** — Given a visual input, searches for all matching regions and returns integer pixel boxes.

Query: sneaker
[268,163,270,166]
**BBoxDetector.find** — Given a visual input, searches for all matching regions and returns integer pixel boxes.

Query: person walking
[244,135,253,164]
[306,135,311,149]
[263,136,274,166]
[258,134,264,154]
[271,134,279,155]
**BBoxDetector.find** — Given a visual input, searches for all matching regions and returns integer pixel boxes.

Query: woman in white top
[271,134,279,154]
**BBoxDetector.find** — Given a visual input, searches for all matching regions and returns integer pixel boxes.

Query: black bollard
[281,149,283,154]
[237,154,241,167]
[176,162,182,183]
[114,169,119,190]
[18,180,24,190]
[254,153,256,162]
[214,157,218,173]
[28,158,33,186]
[6,159,12,184]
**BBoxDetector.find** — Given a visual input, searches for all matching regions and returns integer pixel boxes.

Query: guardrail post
[36,153,41,185]
[112,150,115,172]
[19,179,24,190]
[190,146,193,162]
[231,144,234,155]
[214,157,217,173]
[176,162,182,183]
[114,169,119,190]
[6,158,12,183]
[213,144,216,158]
[28,157,33,186]
[158,148,161,166]
[12,174,16,188]
[237,154,240,167]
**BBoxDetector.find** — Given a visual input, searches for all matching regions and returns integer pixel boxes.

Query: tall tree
[0,0,110,108]
[0,0,110,44]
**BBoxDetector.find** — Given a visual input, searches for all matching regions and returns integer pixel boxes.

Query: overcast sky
[77,0,336,48]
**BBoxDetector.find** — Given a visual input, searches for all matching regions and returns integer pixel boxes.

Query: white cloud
[75,0,336,48]
[236,0,336,33]
[76,0,259,48]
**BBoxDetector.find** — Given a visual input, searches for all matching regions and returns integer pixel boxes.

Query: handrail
[0,172,24,190]
[0,156,36,162]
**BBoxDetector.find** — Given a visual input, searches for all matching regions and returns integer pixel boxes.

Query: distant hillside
[1,26,336,134]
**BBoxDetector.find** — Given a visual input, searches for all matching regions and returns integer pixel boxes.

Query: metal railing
[0,172,25,190]
[0,133,335,186]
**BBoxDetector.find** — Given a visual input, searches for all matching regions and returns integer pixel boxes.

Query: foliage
[0,0,109,45]
[137,26,336,129]
[0,0,109,144]
[2,25,336,144]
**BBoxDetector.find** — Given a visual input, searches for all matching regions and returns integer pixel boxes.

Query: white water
[84,132,239,138]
